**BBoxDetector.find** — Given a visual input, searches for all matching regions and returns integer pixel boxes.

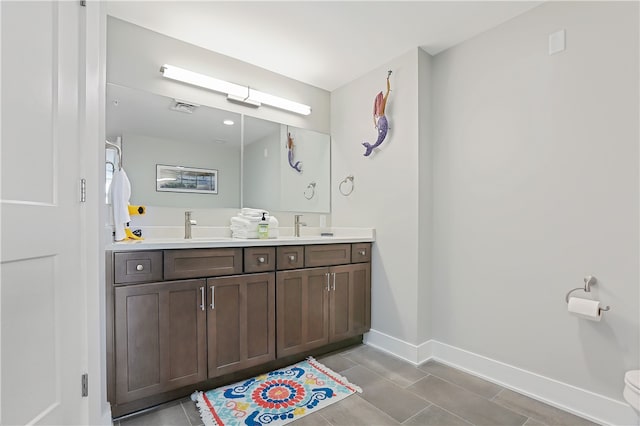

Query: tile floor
[115,345,599,426]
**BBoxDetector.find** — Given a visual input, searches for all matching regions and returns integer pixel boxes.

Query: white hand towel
[110,168,131,241]
[239,214,265,222]
[230,216,259,232]
[242,207,269,216]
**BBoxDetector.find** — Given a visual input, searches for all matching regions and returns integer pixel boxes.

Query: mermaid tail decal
[362,115,388,157]
[287,132,302,172]
[363,70,392,157]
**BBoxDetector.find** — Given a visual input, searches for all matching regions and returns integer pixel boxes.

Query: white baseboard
[363,329,432,365]
[363,329,638,426]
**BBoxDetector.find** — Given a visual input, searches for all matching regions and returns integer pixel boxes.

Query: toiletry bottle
[258,212,269,239]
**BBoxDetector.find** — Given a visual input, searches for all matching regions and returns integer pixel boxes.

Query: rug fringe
[193,391,220,426]
[306,356,363,393]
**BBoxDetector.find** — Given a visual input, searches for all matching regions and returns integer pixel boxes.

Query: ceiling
[106,1,542,92]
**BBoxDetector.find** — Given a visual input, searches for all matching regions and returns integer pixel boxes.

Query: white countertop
[106,227,375,251]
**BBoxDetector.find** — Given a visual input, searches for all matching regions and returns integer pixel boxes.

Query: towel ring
[565,275,611,312]
[304,182,316,200]
[339,175,354,196]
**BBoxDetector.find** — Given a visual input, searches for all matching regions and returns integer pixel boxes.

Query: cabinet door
[329,263,371,342]
[276,268,330,357]
[208,273,276,378]
[114,279,207,404]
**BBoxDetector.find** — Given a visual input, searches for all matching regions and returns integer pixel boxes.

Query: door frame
[80,1,110,424]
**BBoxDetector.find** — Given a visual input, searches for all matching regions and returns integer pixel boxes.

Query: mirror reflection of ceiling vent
[170,100,199,114]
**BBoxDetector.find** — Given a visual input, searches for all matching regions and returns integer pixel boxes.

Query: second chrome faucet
[294,214,306,237]
[185,211,197,239]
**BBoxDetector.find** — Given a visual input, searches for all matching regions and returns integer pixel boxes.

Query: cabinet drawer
[305,244,351,267]
[164,248,242,280]
[351,243,372,263]
[276,246,304,270]
[244,247,276,273]
[114,251,163,284]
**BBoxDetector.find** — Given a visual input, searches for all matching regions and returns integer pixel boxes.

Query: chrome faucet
[294,214,307,237]
[184,211,197,239]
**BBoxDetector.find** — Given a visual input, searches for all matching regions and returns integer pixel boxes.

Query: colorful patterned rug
[193,357,361,426]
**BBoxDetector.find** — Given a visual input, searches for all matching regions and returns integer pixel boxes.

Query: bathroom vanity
[105,237,372,417]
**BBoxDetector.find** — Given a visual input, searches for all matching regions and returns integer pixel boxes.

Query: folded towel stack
[230,208,279,239]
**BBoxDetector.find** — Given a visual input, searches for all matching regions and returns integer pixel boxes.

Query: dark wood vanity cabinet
[113,279,207,404]
[207,273,275,378]
[107,242,371,417]
[276,268,331,357]
[276,244,372,358]
[329,263,371,342]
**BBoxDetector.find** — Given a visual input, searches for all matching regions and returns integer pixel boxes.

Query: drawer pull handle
[359,250,366,256]
[326,272,330,292]
[199,287,205,311]
[136,264,144,271]
[288,255,296,261]
[332,272,336,291]
[210,286,215,310]
[257,257,265,264]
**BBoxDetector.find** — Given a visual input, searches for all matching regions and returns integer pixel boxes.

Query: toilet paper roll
[568,297,602,321]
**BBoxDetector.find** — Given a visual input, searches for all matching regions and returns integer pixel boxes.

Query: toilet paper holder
[565,275,611,313]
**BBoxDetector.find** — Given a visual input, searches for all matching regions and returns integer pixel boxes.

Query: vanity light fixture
[160,64,312,116]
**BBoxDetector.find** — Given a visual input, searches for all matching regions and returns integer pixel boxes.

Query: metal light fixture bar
[160,64,311,116]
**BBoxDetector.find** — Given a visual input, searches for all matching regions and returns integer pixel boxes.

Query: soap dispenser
[258,212,269,239]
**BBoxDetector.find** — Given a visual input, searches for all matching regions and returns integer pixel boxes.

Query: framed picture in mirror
[156,164,218,194]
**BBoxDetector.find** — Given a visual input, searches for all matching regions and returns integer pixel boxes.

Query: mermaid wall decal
[287,132,302,172]
[362,70,392,157]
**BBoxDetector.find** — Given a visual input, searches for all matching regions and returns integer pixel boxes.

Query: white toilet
[624,370,640,416]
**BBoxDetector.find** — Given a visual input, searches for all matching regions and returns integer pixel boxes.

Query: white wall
[431,0,639,404]
[417,49,434,344]
[331,48,426,344]
[330,2,638,422]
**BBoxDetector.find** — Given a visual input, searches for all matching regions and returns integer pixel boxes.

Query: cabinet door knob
[288,255,296,261]
[359,250,366,256]
[136,264,144,271]
[258,257,265,264]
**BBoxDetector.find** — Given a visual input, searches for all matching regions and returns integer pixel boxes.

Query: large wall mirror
[106,84,331,213]
[106,83,242,208]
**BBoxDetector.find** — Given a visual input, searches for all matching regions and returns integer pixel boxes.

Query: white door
[1,2,88,424]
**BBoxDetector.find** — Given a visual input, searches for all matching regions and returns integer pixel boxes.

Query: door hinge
[80,1,86,6]
[80,178,86,202]
[81,373,88,397]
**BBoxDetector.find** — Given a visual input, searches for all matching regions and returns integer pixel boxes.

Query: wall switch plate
[549,29,566,55]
